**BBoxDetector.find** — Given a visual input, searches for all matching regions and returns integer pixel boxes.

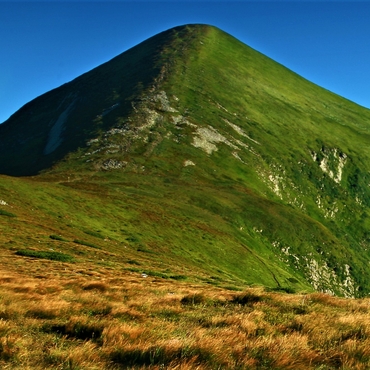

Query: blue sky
[1,1,370,123]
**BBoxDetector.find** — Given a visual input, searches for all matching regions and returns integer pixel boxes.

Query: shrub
[145,270,169,279]
[126,236,140,243]
[127,259,141,265]
[15,250,74,262]
[73,239,101,249]
[49,234,68,241]
[0,209,16,217]
[137,246,153,253]
[170,275,187,280]
[83,230,105,239]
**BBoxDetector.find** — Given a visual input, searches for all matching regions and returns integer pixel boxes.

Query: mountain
[2,24,370,297]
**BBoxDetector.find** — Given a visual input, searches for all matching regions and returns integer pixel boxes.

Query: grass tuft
[25,308,58,320]
[82,282,108,292]
[231,291,263,306]
[110,345,213,367]
[43,320,103,342]
[180,293,207,306]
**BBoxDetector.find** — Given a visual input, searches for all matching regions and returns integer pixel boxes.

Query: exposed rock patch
[184,160,195,166]
[304,257,356,297]
[231,151,247,164]
[151,91,178,112]
[101,159,127,170]
[192,126,237,154]
[311,148,347,184]
[223,118,260,145]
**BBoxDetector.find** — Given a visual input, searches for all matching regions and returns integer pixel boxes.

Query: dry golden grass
[2,254,370,369]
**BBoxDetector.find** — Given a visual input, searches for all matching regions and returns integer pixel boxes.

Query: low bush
[83,230,105,239]
[15,250,74,262]
[0,209,16,217]
[170,274,187,280]
[73,239,101,249]
[49,234,68,242]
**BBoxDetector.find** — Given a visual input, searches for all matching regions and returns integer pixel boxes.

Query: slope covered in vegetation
[1,24,370,300]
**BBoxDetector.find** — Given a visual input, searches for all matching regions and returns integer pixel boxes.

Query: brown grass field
[1,248,370,370]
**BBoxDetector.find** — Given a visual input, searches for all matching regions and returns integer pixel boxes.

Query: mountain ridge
[2,24,370,297]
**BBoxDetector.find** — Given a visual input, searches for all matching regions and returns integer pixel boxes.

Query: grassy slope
[149,25,370,296]
[1,25,370,298]
[0,172,302,291]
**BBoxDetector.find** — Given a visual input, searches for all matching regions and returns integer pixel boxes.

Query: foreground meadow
[1,250,370,370]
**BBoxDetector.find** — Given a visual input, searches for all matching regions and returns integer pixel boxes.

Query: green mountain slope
[2,24,370,296]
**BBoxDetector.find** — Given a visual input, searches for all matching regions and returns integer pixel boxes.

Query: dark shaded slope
[0,25,204,176]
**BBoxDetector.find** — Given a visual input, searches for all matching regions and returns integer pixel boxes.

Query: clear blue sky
[1,1,370,124]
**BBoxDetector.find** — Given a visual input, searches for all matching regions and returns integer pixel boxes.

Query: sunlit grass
[1,258,370,369]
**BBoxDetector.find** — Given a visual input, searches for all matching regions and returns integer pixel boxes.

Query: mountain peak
[0,24,216,176]
[2,25,370,296]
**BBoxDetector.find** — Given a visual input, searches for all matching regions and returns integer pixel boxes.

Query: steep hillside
[2,24,370,296]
